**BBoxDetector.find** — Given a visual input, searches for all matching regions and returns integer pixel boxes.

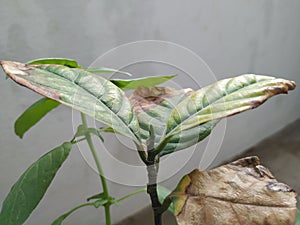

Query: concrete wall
[0,1,299,224]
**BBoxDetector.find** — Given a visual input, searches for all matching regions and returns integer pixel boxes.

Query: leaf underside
[0,61,141,145]
[0,143,72,225]
[172,156,297,225]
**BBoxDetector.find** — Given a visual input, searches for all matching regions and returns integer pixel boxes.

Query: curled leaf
[0,61,141,146]
[171,156,297,225]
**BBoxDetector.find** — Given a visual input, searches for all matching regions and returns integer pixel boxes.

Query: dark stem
[147,161,162,225]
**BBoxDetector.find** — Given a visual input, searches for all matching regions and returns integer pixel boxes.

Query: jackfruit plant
[0,58,298,225]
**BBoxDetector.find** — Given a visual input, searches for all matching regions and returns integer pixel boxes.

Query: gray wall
[0,1,299,225]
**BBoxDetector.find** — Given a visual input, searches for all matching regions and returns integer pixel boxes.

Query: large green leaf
[157,74,295,156]
[12,74,175,139]
[0,142,72,225]
[15,98,60,138]
[12,60,175,138]
[0,61,142,146]
[87,67,132,77]
[111,74,176,91]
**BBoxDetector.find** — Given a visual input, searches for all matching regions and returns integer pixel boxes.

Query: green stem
[68,202,94,213]
[116,188,146,202]
[52,202,96,224]
[80,113,111,225]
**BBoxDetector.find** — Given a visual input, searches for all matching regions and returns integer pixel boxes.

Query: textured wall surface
[0,1,299,225]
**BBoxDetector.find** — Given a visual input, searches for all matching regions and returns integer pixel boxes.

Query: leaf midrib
[165,77,271,137]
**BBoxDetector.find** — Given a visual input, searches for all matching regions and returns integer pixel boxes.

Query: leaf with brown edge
[170,156,297,225]
[0,61,142,148]
[159,75,296,156]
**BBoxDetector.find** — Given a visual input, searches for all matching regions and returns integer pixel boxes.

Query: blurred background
[0,1,299,225]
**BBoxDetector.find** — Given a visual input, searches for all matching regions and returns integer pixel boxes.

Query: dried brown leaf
[172,156,297,225]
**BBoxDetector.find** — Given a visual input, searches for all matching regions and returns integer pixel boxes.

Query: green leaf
[0,142,73,225]
[99,126,115,133]
[14,98,60,138]
[159,74,295,156]
[111,74,176,91]
[0,61,142,147]
[87,68,132,77]
[296,210,300,225]
[27,58,81,68]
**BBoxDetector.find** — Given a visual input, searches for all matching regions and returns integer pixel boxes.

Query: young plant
[0,58,298,225]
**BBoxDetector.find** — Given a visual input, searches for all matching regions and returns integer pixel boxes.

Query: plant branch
[80,113,111,225]
[51,202,96,224]
[116,188,146,202]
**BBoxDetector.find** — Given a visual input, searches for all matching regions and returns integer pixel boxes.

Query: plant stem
[80,113,111,225]
[116,188,146,202]
[147,162,162,225]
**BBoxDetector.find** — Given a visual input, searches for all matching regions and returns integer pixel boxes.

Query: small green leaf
[0,142,73,225]
[296,210,300,225]
[111,74,176,91]
[15,98,60,138]
[99,127,115,133]
[27,58,81,68]
[87,68,132,77]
